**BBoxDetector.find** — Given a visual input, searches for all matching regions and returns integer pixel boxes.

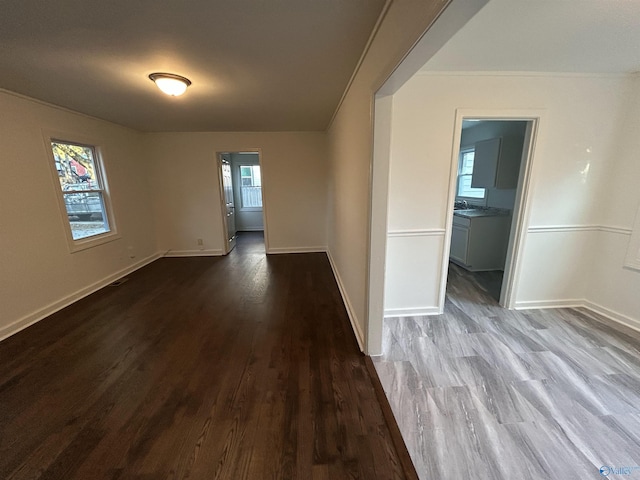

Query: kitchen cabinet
[450,213,511,271]
[471,135,524,189]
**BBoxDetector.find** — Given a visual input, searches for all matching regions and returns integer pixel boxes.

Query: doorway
[217,151,267,255]
[443,115,539,308]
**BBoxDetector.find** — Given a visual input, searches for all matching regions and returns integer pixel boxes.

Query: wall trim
[600,225,633,235]
[527,224,632,235]
[384,306,441,318]
[326,250,365,352]
[237,227,264,232]
[267,246,327,254]
[164,249,224,257]
[326,0,393,131]
[415,71,629,79]
[0,251,163,342]
[582,301,640,334]
[514,299,585,310]
[515,299,640,335]
[0,88,139,133]
[528,225,597,233]
[387,228,446,238]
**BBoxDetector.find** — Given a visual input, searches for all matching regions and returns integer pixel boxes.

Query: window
[49,140,115,246]
[457,148,485,199]
[239,165,262,208]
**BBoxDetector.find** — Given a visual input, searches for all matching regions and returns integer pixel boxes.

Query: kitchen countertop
[453,208,511,219]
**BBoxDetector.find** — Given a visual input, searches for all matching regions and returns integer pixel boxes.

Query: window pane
[249,165,261,187]
[458,175,485,199]
[239,165,263,208]
[460,151,475,175]
[63,192,109,240]
[51,142,100,191]
[239,165,262,187]
[241,186,263,208]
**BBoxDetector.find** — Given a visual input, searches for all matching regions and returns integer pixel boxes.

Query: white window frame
[44,132,119,252]
[456,147,486,201]
[238,164,263,211]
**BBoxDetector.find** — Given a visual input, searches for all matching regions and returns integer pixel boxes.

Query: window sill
[68,230,121,253]
[456,196,487,206]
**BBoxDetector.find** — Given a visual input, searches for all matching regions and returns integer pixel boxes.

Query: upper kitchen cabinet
[471,135,524,189]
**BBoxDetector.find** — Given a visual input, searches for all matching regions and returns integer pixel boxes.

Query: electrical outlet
[127,246,136,259]
[197,238,204,248]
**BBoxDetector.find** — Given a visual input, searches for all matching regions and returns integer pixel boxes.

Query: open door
[218,155,236,253]
[440,112,540,310]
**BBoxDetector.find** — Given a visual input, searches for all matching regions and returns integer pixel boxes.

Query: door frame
[440,108,545,309]
[216,149,269,254]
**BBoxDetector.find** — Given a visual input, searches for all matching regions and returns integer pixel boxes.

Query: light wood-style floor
[0,233,408,480]
[374,263,640,480]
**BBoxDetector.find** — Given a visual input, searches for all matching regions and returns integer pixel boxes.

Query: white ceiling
[421,0,640,74]
[0,0,385,132]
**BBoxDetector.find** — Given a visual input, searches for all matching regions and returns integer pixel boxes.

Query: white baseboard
[0,252,163,342]
[384,306,441,318]
[267,246,327,254]
[582,301,640,334]
[326,250,365,352]
[514,299,585,310]
[515,298,640,335]
[164,249,224,257]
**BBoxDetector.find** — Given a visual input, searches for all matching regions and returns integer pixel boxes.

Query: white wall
[0,94,330,340]
[385,73,640,326]
[585,75,640,326]
[0,90,158,340]
[145,132,328,255]
[230,153,264,232]
[326,0,452,351]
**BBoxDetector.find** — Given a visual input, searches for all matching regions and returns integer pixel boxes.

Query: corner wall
[326,0,452,352]
[0,90,158,339]
[585,75,640,327]
[384,73,640,328]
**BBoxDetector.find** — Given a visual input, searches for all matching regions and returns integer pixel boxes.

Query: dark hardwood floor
[0,232,406,480]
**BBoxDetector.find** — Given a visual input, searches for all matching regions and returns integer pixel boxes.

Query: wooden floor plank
[0,232,408,480]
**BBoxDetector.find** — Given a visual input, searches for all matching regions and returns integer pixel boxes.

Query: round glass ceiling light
[148,73,192,96]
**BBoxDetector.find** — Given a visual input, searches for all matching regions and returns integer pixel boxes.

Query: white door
[221,158,236,252]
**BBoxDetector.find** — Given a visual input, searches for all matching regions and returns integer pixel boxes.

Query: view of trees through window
[51,141,110,240]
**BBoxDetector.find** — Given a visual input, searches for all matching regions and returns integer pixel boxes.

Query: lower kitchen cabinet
[450,214,511,271]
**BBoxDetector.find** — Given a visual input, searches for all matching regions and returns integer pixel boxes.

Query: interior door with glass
[221,157,236,252]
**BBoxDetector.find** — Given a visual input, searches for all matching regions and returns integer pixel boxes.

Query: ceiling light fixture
[148,73,192,96]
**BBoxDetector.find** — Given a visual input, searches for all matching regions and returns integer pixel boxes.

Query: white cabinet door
[471,137,501,188]
[450,214,512,271]
[450,224,469,264]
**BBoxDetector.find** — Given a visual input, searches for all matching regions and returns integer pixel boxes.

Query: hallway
[0,241,407,479]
